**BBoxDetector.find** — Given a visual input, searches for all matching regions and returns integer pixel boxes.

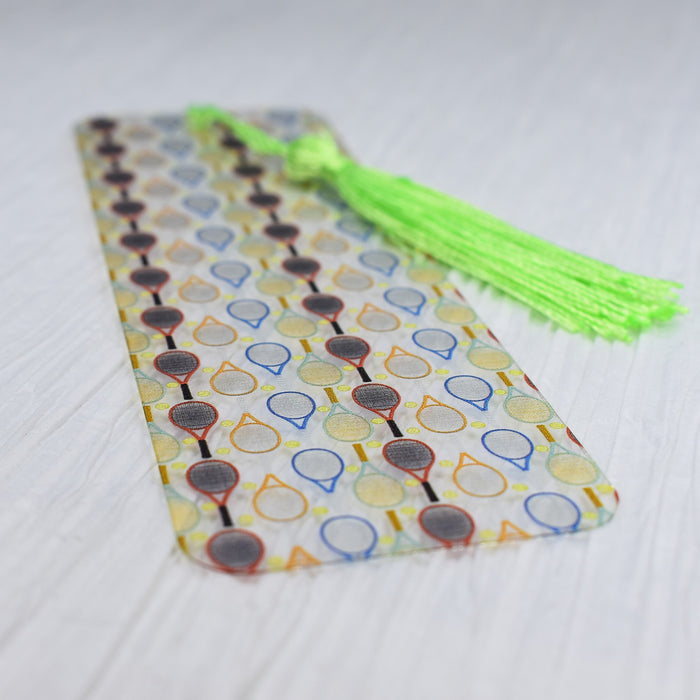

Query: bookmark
[77,109,619,574]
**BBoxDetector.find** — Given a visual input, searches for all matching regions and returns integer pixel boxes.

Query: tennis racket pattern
[79,109,618,574]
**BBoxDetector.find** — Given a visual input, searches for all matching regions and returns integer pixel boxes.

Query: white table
[1,1,697,698]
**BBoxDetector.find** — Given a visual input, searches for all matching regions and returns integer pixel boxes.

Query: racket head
[444,374,493,411]
[383,438,435,480]
[169,401,218,439]
[226,299,270,328]
[282,256,321,281]
[252,475,308,522]
[97,142,125,159]
[325,335,370,368]
[274,308,317,338]
[248,191,281,210]
[296,353,343,387]
[567,427,583,447]
[210,362,257,396]
[196,226,234,251]
[103,170,135,188]
[111,199,145,220]
[206,529,264,573]
[384,346,431,379]
[412,328,457,359]
[120,231,157,255]
[418,504,475,546]
[263,222,300,244]
[503,388,552,424]
[323,404,373,443]
[383,286,426,315]
[90,117,117,132]
[154,350,200,384]
[453,456,508,498]
[524,492,581,534]
[141,306,184,335]
[320,515,378,561]
[482,428,534,470]
[291,448,344,492]
[266,391,316,428]
[302,293,344,321]
[194,317,237,346]
[245,342,291,375]
[130,266,170,294]
[211,260,251,288]
[186,459,239,505]
[524,374,540,392]
[234,163,264,179]
[358,249,399,276]
[351,383,400,420]
[229,414,282,453]
[415,395,467,433]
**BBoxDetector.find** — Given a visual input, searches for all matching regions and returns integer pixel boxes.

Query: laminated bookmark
[76,109,620,574]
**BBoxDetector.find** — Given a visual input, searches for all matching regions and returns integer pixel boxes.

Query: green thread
[187,105,686,341]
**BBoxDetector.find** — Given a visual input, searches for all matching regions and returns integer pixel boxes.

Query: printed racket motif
[77,109,619,574]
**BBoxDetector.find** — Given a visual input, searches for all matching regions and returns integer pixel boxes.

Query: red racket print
[352,383,403,437]
[303,293,345,334]
[186,459,239,527]
[141,307,184,349]
[419,504,475,546]
[326,336,371,382]
[383,438,439,502]
[282,256,322,293]
[169,401,218,458]
[130,267,170,306]
[154,350,200,400]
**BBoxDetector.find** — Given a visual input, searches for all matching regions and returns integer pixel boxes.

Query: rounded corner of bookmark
[77,108,619,575]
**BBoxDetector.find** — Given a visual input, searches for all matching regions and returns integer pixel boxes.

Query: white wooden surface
[1,1,698,698]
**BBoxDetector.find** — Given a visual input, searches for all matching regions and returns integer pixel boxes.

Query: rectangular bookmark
[76,110,618,574]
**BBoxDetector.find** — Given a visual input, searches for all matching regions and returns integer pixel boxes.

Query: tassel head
[285,132,350,182]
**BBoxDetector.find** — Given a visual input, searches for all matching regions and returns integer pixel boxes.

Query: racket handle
[357,366,371,382]
[181,383,193,400]
[219,505,233,528]
[287,243,298,256]
[152,292,162,306]
[422,480,439,503]
[308,280,319,293]
[198,440,211,458]
[387,419,403,438]
[140,254,149,266]
[165,335,176,349]
[331,321,344,334]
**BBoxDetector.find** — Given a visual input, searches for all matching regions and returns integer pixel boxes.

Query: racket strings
[326,336,369,362]
[131,267,169,289]
[188,460,238,494]
[353,384,399,412]
[269,392,315,418]
[142,307,183,331]
[155,351,199,377]
[303,293,343,317]
[420,505,474,543]
[384,439,434,472]
[170,402,217,431]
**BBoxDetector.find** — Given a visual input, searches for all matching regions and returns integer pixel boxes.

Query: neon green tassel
[187,105,686,341]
